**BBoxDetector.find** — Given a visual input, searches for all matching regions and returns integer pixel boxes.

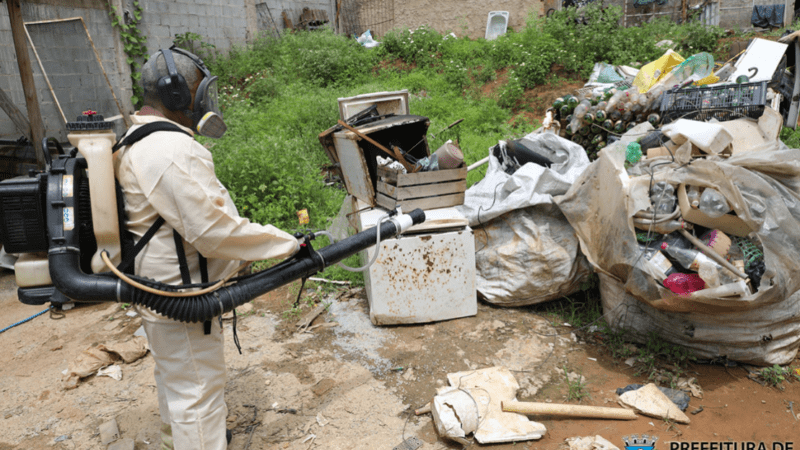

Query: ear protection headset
[153,46,225,137]
[156,47,193,111]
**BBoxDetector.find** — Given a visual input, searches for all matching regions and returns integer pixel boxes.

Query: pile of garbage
[522,38,800,365]
[542,37,792,163]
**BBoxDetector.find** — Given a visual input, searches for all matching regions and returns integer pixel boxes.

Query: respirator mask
[191,68,226,138]
[157,46,227,138]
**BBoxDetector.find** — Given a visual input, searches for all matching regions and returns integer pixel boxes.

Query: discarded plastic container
[698,188,731,218]
[663,273,706,296]
[650,181,676,215]
[686,185,701,209]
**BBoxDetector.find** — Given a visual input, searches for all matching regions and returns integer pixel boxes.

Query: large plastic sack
[473,204,592,306]
[599,273,800,365]
[633,49,684,93]
[554,132,800,365]
[458,131,592,306]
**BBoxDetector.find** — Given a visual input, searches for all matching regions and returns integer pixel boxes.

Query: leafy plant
[678,19,725,54]
[107,0,147,107]
[759,364,798,388]
[174,31,217,60]
[563,366,589,401]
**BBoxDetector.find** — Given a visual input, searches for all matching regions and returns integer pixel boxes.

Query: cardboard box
[678,184,753,237]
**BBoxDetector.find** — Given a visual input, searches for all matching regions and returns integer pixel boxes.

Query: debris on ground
[616,383,690,411]
[431,366,546,444]
[566,435,621,450]
[62,336,148,389]
[617,383,691,424]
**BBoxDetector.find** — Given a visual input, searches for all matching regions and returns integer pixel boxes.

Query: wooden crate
[375,166,467,211]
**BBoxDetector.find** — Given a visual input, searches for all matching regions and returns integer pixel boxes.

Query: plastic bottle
[698,188,732,218]
[686,185,701,209]
[574,103,589,120]
[651,181,676,214]
[606,90,626,112]
[414,153,439,172]
[661,243,737,285]
[649,219,690,234]
[638,242,677,278]
[663,273,706,295]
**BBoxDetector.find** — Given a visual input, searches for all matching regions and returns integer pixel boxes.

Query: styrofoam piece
[337,90,409,121]
[729,38,787,83]
[485,11,509,41]
[661,119,732,155]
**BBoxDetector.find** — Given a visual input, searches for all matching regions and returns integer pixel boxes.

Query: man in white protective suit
[112,47,300,450]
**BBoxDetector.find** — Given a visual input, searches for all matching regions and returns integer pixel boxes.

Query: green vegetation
[759,364,800,388]
[563,366,590,401]
[107,0,148,107]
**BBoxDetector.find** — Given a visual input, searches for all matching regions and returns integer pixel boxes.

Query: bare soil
[1,270,798,450]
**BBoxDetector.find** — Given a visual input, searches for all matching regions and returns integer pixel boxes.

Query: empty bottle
[698,188,732,218]
[661,243,737,285]
[686,185,701,209]
[650,181,676,215]
[639,242,677,278]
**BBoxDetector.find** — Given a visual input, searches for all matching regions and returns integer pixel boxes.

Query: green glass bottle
[614,120,625,133]
[560,105,572,117]
[647,113,661,127]
[595,110,607,122]
[602,119,614,131]
[626,122,637,131]
[553,97,565,110]
[567,96,579,108]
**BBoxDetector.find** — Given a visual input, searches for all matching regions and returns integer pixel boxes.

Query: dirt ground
[1,269,798,450]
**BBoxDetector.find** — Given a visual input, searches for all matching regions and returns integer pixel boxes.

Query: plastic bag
[633,50,685,93]
[555,118,800,364]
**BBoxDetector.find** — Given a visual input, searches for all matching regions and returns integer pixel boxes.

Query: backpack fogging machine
[0,112,425,322]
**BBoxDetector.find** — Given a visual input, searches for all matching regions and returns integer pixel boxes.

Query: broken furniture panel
[333,114,430,206]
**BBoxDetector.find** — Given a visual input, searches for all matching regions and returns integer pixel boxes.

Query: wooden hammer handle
[502,401,637,420]
[337,120,416,172]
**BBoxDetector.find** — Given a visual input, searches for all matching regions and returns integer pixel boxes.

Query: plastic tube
[48,209,427,323]
[314,213,390,272]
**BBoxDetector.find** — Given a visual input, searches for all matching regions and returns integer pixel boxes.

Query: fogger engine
[0,112,117,306]
[0,112,426,319]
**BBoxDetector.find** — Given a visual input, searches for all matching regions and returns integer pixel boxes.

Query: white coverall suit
[112,113,299,450]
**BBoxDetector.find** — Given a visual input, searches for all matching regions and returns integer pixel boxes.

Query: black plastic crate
[660,81,768,124]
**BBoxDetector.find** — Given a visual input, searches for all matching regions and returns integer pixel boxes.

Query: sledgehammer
[502,401,637,420]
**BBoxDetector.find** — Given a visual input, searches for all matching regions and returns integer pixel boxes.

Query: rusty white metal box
[357,207,477,325]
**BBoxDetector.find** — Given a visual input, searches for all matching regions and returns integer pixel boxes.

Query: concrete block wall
[136,0,250,55]
[391,0,544,40]
[0,0,127,140]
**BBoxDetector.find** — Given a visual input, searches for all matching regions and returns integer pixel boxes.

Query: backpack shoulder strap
[112,121,192,153]
[114,120,191,272]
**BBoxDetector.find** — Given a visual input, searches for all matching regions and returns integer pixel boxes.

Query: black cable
[475,181,506,253]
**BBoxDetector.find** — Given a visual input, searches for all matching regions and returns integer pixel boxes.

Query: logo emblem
[623,435,658,450]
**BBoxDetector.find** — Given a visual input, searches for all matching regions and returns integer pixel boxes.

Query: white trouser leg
[143,316,228,450]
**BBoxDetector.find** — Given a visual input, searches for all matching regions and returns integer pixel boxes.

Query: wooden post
[681,0,688,23]
[7,0,47,168]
